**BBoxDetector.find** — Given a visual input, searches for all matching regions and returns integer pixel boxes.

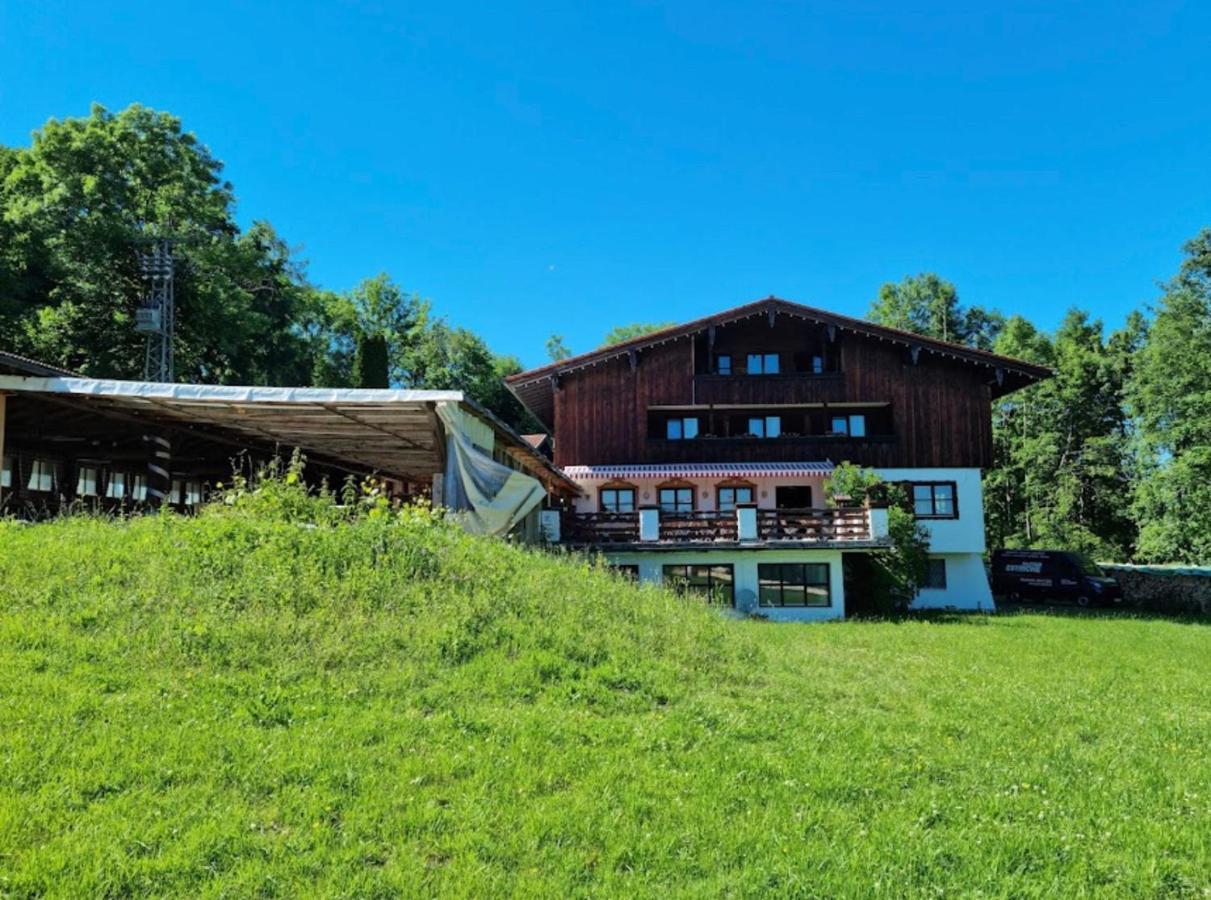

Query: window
[172,479,203,507]
[130,473,148,502]
[663,564,734,605]
[717,485,754,512]
[105,472,127,500]
[923,558,947,589]
[758,563,831,607]
[610,564,639,580]
[1,455,11,489]
[746,353,780,375]
[27,459,56,493]
[809,355,824,374]
[912,482,957,519]
[600,487,636,513]
[775,485,813,509]
[76,466,100,497]
[658,487,694,513]
[747,415,781,438]
[715,354,732,375]
[666,417,699,440]
[829,414,866,436]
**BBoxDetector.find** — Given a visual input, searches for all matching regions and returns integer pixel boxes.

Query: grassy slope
[0,510,1208,898]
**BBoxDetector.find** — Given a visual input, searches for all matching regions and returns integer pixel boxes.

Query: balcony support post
[736,503,758,541]
[639,506,660,542]
[869,506,889,540]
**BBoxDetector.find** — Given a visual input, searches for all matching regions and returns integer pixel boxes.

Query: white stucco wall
[571,473,829,514]
[605,547,847,622]
[872,467,987,554]
[912,552,995,612]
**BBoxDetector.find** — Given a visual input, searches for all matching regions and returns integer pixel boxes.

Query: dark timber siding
[552,328,995,468]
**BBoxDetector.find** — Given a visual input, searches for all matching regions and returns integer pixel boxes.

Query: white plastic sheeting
[436,402,546,536]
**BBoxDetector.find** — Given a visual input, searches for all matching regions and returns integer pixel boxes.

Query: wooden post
[0,393,7,508]
[143,433,171,508]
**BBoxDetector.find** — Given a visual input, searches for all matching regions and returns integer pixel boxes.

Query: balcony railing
[758,507,871,541]
[657,510,739,543]
[562,511,640,545]
[555,506,886,547]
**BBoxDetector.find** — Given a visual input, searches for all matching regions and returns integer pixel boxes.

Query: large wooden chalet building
[507,297,1051,620]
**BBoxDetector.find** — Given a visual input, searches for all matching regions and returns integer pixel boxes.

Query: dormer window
[830,414,866,437]
[747,353,780,375]
[666,417,699,440]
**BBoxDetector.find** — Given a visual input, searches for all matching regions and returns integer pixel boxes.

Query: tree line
[867,243,1211,566]
[2,104,1209,564]
[0,104,538,432]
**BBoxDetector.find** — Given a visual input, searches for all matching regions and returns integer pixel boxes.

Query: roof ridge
[506,296,1051,385]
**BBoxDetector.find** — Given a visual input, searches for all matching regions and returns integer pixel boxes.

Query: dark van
[991,550,1123,607]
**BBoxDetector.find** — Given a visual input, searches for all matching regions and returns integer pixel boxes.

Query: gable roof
[0,350,80,377]
[505,296,1053,426]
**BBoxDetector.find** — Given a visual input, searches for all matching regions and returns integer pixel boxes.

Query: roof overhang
[0,375,580,496]
[505,297,1054,427]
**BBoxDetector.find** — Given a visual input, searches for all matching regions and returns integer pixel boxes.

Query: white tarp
[436,402,546,536]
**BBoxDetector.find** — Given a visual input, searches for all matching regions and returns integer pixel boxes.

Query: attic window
[747,353,780,375]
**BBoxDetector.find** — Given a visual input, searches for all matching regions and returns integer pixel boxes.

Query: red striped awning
[561,462,834,480]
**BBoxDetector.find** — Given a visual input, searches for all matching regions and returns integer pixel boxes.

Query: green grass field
[1,502,1208,897]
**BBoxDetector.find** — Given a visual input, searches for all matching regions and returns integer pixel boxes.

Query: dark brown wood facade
[546,313,999,469]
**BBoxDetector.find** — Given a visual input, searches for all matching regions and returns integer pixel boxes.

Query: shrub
[825,461,930,615]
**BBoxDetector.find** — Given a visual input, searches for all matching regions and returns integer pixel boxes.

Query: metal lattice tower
[135,239,175,382]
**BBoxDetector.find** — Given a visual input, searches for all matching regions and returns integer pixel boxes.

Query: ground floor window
[662,564,734,605]
[717,484,754,511]
[600,486,636,513]
[923,558,947,589]
[76,465,100,497]
[775,485,813,509]
[0,455,11,489]
[610,564,639,579]
[27,458,57,493]
[758,563,831,607]
[659,486,694,513]
[105,471,127,500]
[130,473,148,502]
[171,478,203,507]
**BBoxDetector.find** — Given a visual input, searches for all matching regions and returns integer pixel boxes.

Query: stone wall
[1100,564,1211,617]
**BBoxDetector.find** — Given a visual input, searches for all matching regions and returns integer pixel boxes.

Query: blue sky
[2,1,1208,367]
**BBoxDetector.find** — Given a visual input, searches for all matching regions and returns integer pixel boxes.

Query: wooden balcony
[562,511,640,545]
[758,507,871,541]
[557,506,885,549]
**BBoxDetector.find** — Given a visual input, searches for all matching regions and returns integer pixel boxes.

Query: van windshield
[1072,554,1106,577]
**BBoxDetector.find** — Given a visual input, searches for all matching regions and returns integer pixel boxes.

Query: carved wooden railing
[656,510,738,543]
[757,507,871,542]
[562,511,640,545]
